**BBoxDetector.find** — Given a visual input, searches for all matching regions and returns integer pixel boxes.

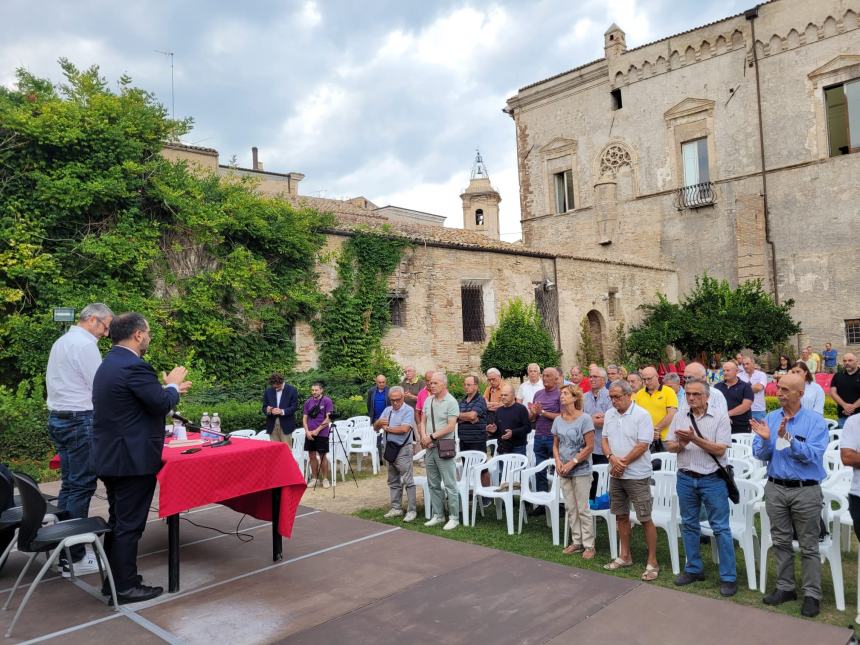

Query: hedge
[765,396,837,419]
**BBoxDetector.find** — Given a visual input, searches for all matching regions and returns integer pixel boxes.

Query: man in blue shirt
[822,342,838,374]
[751,372,828,618]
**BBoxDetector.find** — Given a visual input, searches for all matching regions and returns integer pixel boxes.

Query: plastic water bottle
[210,413,221,439]
[173,417,187,441]
[200,412,211,440]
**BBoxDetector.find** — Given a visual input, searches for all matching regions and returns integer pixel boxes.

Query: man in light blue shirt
[751,372,828,618]
[374,386,417,522]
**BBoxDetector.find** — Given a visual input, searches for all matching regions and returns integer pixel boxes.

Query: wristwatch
[573,457,579,466]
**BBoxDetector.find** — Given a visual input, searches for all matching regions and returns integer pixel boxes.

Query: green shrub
[764,395,837,420]
[481,299,560,379]
[0,380,52,461]
[176,400,264,432]
[332,396,366,420]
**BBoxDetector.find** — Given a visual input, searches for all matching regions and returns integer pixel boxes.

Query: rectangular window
[826,80,860,156]
[553,169,574,213]
[461,283,485,342]
[846,319,860,344]
[610,88,622,110]
[681,138,709,186]
[389,296,405,327]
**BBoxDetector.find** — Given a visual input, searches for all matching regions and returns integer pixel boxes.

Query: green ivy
[312,229,408,381]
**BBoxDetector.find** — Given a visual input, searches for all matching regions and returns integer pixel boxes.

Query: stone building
[161,143,675,373]
[504,0,860,353]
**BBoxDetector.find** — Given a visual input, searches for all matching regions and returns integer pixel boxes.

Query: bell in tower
[461,148,501,240]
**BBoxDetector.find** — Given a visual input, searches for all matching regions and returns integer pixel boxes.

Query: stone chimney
[251,146,263,171]
[604,23,626,60]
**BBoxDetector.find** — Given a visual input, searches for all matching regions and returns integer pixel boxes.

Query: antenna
[155,50,175,120]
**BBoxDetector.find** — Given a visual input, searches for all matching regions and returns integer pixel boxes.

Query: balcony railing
[674,181,716,209]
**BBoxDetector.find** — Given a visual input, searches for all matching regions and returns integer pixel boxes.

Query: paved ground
[0,481,853,644]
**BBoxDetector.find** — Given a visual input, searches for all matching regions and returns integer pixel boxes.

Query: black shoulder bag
[688,412,739,504]
[383,411,412,464]
[431,400,456,459]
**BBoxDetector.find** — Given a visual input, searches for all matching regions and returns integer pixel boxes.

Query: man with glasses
[45,302,114,576]
[634,366,678,453]
[602,379,659,580]
[584,366,612,499]
[375,386,417,522]
[666,379,737,596]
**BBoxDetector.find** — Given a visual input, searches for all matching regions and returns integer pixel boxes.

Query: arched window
[475,209,484,226]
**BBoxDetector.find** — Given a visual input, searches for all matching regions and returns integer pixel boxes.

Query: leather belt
[49,410,93,419]
[767,477,819,488]
[679,469,718,479]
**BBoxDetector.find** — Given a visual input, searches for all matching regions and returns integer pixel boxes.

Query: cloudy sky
[2,0,745,240]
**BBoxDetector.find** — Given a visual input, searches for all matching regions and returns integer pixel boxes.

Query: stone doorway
[586,310,605,364]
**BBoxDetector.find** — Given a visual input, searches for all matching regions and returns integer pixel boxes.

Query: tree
[576,316,600,367]
[626,274,801,364]
[480,298,560,378]
[0,61,330,388]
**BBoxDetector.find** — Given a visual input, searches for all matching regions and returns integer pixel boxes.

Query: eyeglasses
[608,394,628,400]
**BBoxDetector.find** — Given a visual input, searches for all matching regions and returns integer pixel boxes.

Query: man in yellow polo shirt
[634,366,678,452]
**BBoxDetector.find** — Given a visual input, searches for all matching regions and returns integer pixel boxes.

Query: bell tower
[460,149,501,240]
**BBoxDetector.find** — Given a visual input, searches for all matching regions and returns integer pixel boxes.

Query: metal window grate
[534,285,559,349]
[461,283,485,342]
[389,296,405,327]
[846,319,860,344]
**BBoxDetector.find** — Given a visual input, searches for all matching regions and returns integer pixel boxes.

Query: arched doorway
[586,310,605,365]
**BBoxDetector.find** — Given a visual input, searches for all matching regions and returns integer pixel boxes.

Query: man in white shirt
[601,379,659,580]
[679,362,728,416]
[45,303,113,573]
[739,357,768,421]
[516,363,543,404]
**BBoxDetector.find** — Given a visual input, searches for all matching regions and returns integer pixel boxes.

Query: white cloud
[299,1,322,29]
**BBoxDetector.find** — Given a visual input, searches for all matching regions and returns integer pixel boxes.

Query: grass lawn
[356,501,859,632]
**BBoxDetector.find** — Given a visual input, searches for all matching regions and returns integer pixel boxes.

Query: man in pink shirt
[415,369,435,427]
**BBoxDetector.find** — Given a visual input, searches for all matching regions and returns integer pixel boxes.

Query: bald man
[715,361,754,434]
[634,366,677,451]
[680,363,727,416]
[752,372,828,618]
[831,353,860,428]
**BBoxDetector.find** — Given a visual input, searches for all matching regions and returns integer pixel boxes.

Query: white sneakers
[321,479,330,489]
[61,546,101,578]
[424,515,444,527]
[403,511,417,523]
[443,519,459,531]
[384,508,404,519]
[423,516,459,530]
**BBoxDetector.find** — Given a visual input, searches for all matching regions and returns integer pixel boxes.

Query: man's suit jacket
[92,346,180,477]
[262,384,298,434]
[366,386,390,422]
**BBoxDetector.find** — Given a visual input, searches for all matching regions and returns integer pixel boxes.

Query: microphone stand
[318,418,359,498]
[170,412,231,447]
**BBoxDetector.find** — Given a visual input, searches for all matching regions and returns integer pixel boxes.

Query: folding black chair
[2,473,118,638]
[0,470,64,574]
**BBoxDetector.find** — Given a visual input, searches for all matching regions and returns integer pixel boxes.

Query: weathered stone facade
[505,0,860,353]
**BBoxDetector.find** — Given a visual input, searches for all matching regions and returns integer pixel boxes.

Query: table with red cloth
[50,435,306,592]
[158,435,306,591]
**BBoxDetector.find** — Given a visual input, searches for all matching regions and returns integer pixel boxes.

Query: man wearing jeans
[45,302,113,575]
[666,379,737,596]
[529,367,561,495]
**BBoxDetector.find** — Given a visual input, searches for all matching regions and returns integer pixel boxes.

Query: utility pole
[155,50,175,120]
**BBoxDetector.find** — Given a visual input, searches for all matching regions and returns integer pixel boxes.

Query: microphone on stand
[170,411,231,447]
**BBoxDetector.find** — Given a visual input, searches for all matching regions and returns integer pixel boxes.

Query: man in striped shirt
[666,378,737,597]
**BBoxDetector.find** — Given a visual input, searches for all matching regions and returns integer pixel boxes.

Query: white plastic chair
[328,422,353,485]
[728,458,754,480]
[518,459,561,545]
[253,430,271,441]
[651,452,677,474]
[731,433,755,449]
[630,470,681,574]
[826,418,839,431]
[455,450,488,526]
[700,479,763,589]
[486,438,498,458]
[759,490,846,611]
[229,429,257,439]
[348,423,380,474]
[725,443,752,460]
[472,454,528,534]
[412,449,432,520]
[290,429,308,479]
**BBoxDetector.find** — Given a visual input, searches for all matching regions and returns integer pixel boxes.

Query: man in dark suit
[92,312,191,604]
[262,372,298,443]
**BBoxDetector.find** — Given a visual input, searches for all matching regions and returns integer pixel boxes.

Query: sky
[1,0,746,241]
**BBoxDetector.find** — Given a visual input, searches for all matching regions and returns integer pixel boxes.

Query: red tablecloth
[158,437,306,538]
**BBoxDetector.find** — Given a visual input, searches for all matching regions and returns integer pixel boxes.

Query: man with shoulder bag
[665,378,737,597]
[418,372,460,530]
[374,386,417,522]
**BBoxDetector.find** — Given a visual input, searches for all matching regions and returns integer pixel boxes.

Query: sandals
[603,557,633,571]
[563,544,583,555]
[582,548,596,560]
[641,564,660,581]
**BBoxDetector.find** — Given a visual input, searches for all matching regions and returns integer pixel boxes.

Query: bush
[0,380,52,461]
[332,396,366,421]
[764,395,837,420]
[176,400,264,432]
[481,299,560,379]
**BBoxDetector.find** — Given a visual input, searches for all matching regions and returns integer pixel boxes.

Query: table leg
[272,488,283,562]
[168,514,180,592]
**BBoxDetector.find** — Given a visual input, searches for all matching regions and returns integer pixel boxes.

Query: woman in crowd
[552,384,596,559]
[790,360,825,415]
[772,355,792,381]
[706,356,723,386]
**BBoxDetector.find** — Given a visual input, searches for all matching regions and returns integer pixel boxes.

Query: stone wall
[508,0,860,354]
